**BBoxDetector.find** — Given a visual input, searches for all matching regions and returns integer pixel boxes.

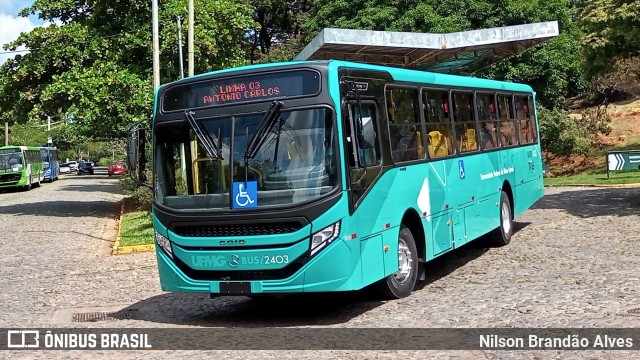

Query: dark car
[77,162,94,175]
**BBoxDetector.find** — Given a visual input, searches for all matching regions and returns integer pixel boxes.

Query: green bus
[0,145,45,190]
[128,60,544,299]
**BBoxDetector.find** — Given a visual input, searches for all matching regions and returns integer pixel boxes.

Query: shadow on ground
[114,222,531,327]
[535,187,640,218]
[0,200,119,218]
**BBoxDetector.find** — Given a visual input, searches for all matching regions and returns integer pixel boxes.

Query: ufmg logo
[191,255,226,268]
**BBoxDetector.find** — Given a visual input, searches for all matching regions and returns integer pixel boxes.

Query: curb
[544,183,640,188]
[111,202,156,255]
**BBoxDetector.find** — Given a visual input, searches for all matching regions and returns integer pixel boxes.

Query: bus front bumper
[155,238,359,294]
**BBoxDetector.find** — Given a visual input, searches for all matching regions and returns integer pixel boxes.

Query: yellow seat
[428,131,449,158]
[466,128,477,151]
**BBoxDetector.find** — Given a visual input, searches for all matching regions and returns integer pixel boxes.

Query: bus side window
[515,95,535,144]
[453,92,478,153]
[422,89,453,158]
[477,93,497,150]
[498,95,516,147]
[386,87,423,162]
[345,102,381,168]
[528,97,537,142]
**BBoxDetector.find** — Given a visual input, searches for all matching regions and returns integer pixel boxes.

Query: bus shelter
[294,21,559,74]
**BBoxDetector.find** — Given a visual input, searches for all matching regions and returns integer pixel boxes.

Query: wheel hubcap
[393,238,413,284]
[501,201,511,234]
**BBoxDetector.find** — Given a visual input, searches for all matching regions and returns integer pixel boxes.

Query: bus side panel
[511,145,544,217]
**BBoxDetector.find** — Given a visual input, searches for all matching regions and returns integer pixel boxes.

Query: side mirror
[359,116,375,150]
[126,122,150,187]
[126,130,138,173]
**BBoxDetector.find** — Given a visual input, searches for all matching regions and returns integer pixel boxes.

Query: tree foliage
[593,56,640,97]
[578,0,640,77]
[0,0,255,139]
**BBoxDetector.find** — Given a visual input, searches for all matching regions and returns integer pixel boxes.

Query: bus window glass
[347,103,380,167]
[528,97,538,143]
[497,95,517,146]
[453,92,478,152]
[515,95,534,144]
[422,90,453,158]
[155,108,338,210]
[386,88,423,162]
[477,93,498,150]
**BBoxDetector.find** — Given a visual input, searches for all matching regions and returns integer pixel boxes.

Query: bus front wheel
[376,225,418,299]
[489,191,513,246]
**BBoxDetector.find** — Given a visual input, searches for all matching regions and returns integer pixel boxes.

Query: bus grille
[0,173,21,182]
[173,222,304,237]
[173,256,306,281]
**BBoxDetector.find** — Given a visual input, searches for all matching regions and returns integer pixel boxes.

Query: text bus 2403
[128,60,544,299]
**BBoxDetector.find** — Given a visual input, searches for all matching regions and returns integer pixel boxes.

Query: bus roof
[333,60,535,93]
[0,145,44,151]
[159,59,533,94]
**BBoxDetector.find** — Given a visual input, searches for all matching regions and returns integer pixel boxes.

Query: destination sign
[162,70,321,112]
[0,148,20,155]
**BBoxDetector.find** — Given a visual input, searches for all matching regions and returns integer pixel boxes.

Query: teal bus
[41,146,60,182]
[0,145,45,190]
[128,60,544,299]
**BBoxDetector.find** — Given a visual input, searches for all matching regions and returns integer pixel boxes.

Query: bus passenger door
[426,164,453,257]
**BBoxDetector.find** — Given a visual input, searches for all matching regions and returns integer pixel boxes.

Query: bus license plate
[219,281,251,295]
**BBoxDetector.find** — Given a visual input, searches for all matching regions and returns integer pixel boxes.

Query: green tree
[1,121,48,146]
[0,0,255,139]
[578,0,640,77]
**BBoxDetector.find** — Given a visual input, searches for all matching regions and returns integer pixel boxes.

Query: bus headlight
[310,221,341,256]
[155,231,173,258]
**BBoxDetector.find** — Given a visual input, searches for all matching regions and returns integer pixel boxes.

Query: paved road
[1,175,639,359]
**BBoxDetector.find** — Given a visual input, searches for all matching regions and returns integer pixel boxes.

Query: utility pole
[3,121,7,146]
[188,0,194,77]
[152,0,160,89]
[47,116,52,145]
[177,16,185,79]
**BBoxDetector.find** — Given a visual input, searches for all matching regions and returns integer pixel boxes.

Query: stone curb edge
[111,201,156,255]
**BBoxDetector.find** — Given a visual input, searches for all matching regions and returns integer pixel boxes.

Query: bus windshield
[155,107,338,210]
[0,153,23,171]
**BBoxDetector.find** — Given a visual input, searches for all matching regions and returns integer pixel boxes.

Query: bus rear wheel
[488,191,513,246]
[376,225,418,299]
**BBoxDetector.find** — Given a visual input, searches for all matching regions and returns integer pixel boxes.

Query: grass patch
[544,168,640,186]
[118,210,154,247]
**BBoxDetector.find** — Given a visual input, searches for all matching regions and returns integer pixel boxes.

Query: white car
[59,163,71,174]
[67,161,79,171]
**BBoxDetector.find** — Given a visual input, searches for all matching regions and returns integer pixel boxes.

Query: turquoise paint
[150,60,544,295]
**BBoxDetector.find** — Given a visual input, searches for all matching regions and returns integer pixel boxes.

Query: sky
[0,0,45,64]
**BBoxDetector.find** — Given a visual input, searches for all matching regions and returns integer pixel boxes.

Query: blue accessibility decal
[232,181,258,209]
[458,160,466,179]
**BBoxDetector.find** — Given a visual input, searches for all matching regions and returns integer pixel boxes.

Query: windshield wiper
[184,110,223,160]
[243,100,284,161]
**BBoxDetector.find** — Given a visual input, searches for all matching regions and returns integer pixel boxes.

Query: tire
[488,191,513,246]
[376,225,419,299]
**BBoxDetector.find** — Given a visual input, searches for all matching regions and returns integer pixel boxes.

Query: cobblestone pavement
[1,177,639,359]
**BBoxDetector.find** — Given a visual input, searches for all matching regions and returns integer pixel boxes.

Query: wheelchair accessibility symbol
[233,181,258,208]
[458,160,466,179]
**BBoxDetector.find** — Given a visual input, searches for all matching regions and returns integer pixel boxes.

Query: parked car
[77,162,94,175]
[108,161,127,176]
[59,163,71,174]
[67,161,79,171]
